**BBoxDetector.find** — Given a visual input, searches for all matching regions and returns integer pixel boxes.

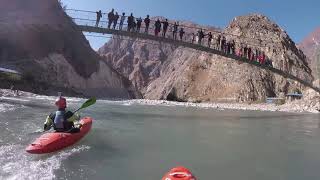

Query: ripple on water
[0,144,90,180]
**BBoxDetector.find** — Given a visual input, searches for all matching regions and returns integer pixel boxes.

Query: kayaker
[43,94,80,133]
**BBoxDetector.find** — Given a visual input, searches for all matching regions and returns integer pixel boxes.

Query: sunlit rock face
[299,27,320,80]
[100,14,313,102]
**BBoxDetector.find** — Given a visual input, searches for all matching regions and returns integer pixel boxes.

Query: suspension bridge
[64,9,320,93]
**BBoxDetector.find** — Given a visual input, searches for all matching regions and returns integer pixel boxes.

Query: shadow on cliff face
[165,87,186,102]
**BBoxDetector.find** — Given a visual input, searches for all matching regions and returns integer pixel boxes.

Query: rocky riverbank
[1,88,319,113]
[119,98,319,113]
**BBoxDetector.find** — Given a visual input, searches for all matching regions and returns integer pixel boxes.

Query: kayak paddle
[73,97,97,113]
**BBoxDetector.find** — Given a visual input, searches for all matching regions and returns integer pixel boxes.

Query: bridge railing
[65,9,274,48]
[69,15,271,62]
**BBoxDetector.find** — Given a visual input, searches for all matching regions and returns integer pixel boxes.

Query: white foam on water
[27,95,56,101]
[0,144,90,180]
[0,97,30,102]
[120,101,134,106]
[106,99,192,107]
[29,95,83,102]
[0,103,16,112]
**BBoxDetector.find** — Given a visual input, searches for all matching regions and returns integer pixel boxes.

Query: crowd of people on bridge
[94,9,273,67]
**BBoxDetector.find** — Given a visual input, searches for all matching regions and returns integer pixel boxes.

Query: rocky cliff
[99,14,313,102]
[299,27,320,80]
[0,0,138,98]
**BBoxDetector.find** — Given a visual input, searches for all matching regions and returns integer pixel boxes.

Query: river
[0,95,320,180]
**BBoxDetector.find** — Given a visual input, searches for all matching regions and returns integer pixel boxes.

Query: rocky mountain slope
[0,0,138,98]
[299,27,320,79]
[99,14,314,102]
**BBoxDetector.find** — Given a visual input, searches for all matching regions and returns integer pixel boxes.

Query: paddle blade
[80,97,96,110]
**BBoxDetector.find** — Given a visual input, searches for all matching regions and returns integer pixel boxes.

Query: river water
[0,95,320,180]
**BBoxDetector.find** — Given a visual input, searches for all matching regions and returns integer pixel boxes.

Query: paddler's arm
[65,111,81,128]
[43,113,54,131]
[65,111,80,122]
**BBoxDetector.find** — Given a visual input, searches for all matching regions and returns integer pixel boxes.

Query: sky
[61,0,320,50]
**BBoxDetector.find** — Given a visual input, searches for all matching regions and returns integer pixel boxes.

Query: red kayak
[162,166,197,180]
[26,117,92,154]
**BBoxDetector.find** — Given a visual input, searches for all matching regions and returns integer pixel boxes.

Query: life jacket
[54,110,66,130]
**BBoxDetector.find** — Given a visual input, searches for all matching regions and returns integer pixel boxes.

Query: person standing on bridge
[119,13,126,30]
[216,34,221,50]
[172,22,179,40]
[237,44,244,57]
[265,58,273,67]
[226,41,231,54]
[228,40,233,54]
[107,9,115,29]
[260,52,266,64]
[255,49,259,61]
[127,13,134,32]
[206,32,213,47]
[113,12,120,29]
[231,40,235,54]
[179,28,185,41]
[144,15,151,34]
[136,17,142,32]
[162,19,169,37]
[221,36,226,53]
[197,29,205,45]
[95,10,102,27]
[248,47,252,60]
[243,45,248,58]
[259,50,263,61]
[191,33,196,43]
[132,17,137,32]
[154,19,161,36]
